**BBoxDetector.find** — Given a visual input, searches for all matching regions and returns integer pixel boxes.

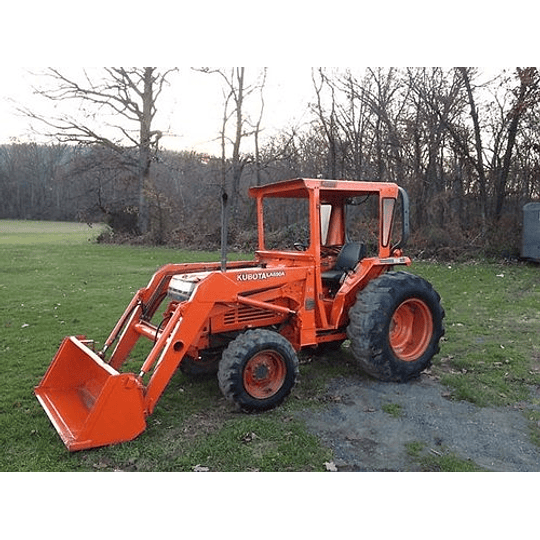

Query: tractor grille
[223,305,278,326]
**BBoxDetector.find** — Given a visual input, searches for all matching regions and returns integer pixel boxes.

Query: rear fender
[329,258,409,327]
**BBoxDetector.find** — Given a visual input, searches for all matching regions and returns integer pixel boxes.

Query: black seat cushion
[322,242,366,284]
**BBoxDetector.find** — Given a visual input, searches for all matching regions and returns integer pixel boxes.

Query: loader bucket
[35,336,147,451]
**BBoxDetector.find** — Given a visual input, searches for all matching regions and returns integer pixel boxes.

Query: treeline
[1,67,540,259]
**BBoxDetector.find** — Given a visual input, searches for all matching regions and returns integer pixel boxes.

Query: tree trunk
[137,67,154,234]
[458,67,488,230]
[493,69,536,222]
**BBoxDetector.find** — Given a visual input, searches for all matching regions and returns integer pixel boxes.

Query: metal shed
[522,202,540,262]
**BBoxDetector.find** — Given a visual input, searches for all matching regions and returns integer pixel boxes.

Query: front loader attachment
[34,260,265,451]
[35,336,147,451]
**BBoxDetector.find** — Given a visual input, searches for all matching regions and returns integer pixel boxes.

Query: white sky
[0,66,517,156]
[0,67,318,156]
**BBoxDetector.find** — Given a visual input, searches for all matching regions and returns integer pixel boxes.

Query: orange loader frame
[35,178,410,450]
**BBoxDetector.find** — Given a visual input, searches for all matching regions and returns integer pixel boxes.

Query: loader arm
[102,260,259,367]
[139,271,242,414]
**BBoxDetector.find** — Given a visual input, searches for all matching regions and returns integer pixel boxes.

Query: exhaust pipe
[220,189,229,272]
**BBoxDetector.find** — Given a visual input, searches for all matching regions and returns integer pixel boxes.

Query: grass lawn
[413,260,540,407]
[1,219,540,472]
[0,219,107,244]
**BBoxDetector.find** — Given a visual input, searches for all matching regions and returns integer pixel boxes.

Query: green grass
[0,219,108,245]
[405,440,487,472]
[2,220,540,471]
[411,261,540,407]
[382,402,403,418]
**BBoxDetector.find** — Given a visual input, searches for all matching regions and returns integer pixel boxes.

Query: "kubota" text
[237,270,286,282]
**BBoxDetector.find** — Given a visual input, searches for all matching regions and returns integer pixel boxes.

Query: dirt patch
[296,373,540,471]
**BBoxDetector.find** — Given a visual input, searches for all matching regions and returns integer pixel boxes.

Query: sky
[0,65,530,159]
[0,67,317,156]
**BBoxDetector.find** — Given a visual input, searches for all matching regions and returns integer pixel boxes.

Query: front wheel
[217,329,299,412]
[347,271,445,382]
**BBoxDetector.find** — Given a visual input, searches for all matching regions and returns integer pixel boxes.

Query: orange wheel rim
[243,350,286,399]
[389,299,433,362]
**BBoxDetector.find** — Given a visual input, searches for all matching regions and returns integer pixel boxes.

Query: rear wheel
[218,329,299,412]
[347,271,445,382]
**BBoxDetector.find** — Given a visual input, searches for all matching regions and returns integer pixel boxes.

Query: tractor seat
[322,242,366,285]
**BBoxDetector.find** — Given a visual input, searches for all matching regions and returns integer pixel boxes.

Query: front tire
[347,271,445,382]
[218,329,299,412]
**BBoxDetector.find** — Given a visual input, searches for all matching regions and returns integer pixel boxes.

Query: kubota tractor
[35,178,445,451]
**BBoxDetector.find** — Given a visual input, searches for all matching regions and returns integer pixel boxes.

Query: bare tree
[198,68,267,214]
[457,67,489,229]
[404,68,466,227]
[334,70,371,180]
[451,68,539,225]
[252,69,268,188]
[195,67,267,267]
[22,67,176,233]
[0,141,71,219]
[340,69,421,180]
[311,68,341,179]
[491,68,539,221]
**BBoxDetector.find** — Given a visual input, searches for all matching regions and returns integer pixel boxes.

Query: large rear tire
[347,271,445,382]
[218,329,299,412]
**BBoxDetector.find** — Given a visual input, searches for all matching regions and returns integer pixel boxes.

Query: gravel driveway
[296,374,540,471]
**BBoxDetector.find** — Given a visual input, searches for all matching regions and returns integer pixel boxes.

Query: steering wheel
[293,242,307,251]
[320,244,342,257]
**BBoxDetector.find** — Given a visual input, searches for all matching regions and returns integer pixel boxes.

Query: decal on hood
[237,270,286,282]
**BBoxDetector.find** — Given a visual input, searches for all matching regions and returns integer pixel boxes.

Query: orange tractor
[35,178,444,451]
